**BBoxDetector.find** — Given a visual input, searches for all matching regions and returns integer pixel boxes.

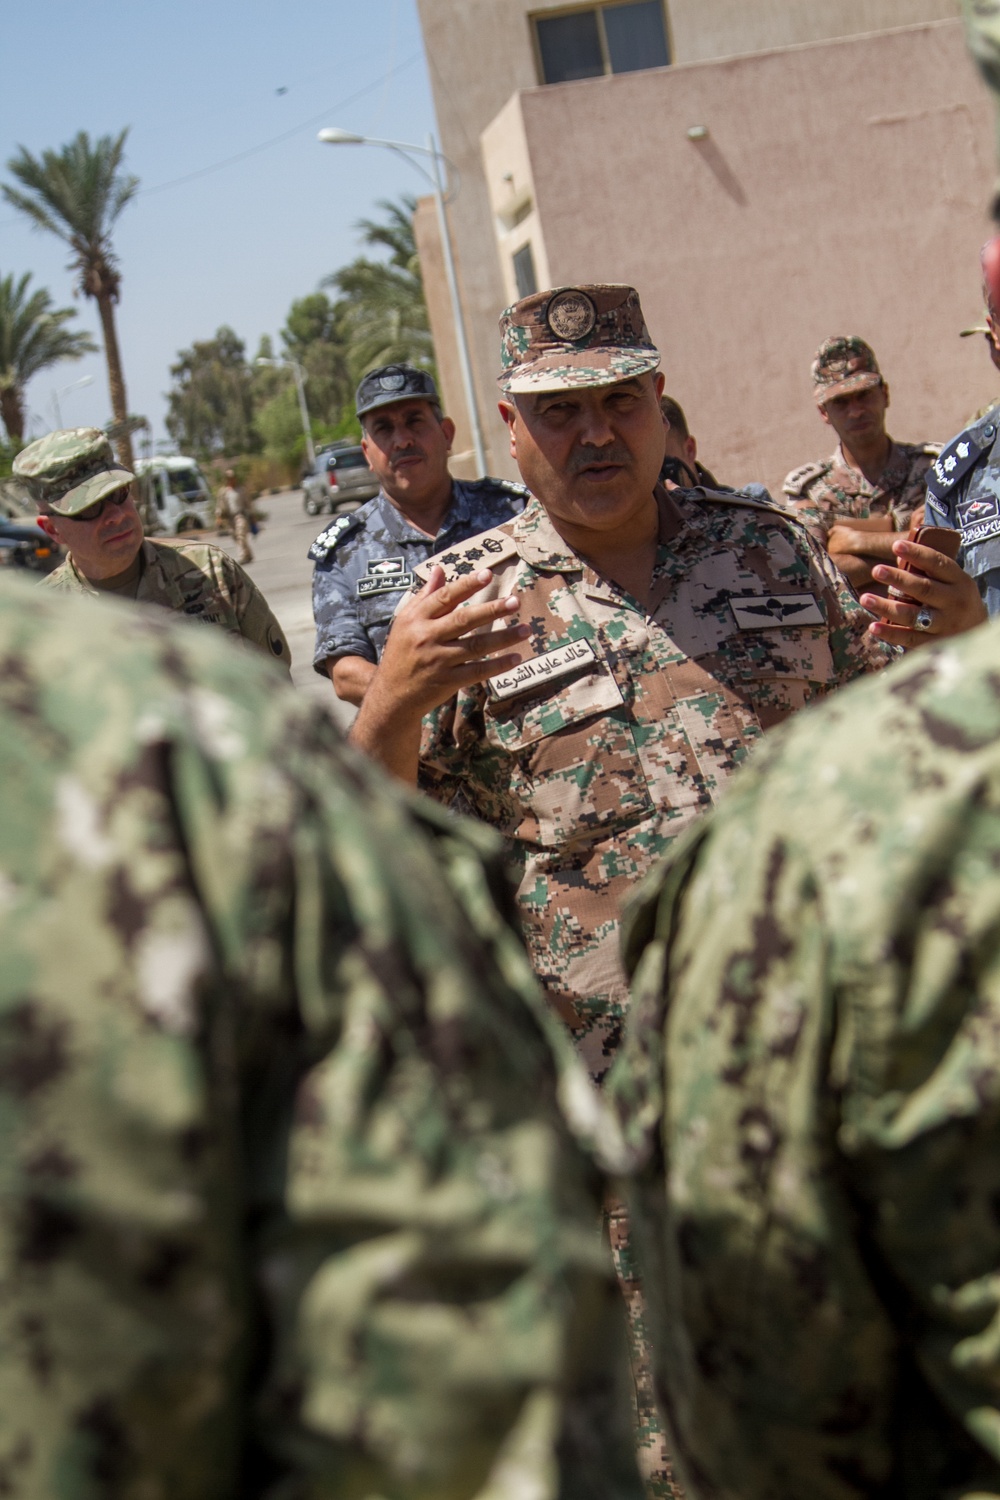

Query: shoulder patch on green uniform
[782,461,829,497]
[415,528,519,584]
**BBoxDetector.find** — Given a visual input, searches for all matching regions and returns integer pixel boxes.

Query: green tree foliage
[324,196,435,383]
[165,326,259,459]
[0,271,95,443]
[3,130,138,467]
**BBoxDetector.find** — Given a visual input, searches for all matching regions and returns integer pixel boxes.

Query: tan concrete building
[415,0,999,493]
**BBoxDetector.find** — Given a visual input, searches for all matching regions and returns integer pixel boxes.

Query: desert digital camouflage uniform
[610,619,1000,1499]
[309,477,526,674]
[0,569,643,1500]
[782,438,939,545]
[415,487,890,1086]
[45,535,291,670]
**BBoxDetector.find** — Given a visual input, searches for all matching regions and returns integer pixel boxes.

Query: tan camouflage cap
[497,284,660,394]
[811,336,883,406]
[13,427,133,517]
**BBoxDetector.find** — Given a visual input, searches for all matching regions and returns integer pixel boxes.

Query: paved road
[208,489,355,733]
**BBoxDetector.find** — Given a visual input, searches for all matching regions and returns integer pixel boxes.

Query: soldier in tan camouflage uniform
[782,337,939,593]
[350,283,907,1498]
[0,566,644,1498]
[16,428,290,670]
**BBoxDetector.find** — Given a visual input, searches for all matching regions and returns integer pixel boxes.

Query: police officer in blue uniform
[925,238,1000,620]
[310,365,527,705]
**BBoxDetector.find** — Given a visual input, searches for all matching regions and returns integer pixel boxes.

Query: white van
[134,456,215,536]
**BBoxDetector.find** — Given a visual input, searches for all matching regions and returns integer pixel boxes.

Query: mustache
[568,444,631,475]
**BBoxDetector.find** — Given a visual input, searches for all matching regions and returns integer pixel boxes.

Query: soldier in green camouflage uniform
[16,428,290,670]
[612,616,1000,1498]
[0,567,643,1499]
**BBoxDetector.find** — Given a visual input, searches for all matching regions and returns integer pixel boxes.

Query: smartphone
[894,525,961,605]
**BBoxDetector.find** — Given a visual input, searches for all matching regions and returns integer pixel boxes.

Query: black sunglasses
[67,485,133,523]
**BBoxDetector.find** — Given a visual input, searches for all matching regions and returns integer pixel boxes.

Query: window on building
[534,2,669,86]
[512,242,538,299]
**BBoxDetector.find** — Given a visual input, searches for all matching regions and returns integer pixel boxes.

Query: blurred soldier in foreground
[0,569,640,1499]
[16,427,290,669]
[782,337,940,592]
[926,237,1000,620]
[309,364,526,705]
[612,618,1000,1498]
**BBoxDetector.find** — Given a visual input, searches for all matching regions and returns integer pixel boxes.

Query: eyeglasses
[64,486,133,523]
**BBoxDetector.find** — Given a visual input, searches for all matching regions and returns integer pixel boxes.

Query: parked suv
[301,443,379,516]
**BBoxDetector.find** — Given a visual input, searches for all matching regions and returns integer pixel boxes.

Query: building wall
[416,0,964,480]
[476,19,996,494]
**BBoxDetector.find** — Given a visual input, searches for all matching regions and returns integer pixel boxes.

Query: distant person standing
[659,394,771,501]
[216,468,253,564]
[16,428,290,669]
[782,337,939,592]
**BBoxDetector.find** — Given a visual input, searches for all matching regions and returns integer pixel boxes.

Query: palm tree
[324,196,435,383]
[3,130,139,467]
[0,271,96,443]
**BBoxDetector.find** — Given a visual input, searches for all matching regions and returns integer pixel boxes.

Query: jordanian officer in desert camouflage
[16,426,291,669]
[309,363,526,705]
[612,614,1000,1499]
[348,282,911,1498]
[0,566,642,1499]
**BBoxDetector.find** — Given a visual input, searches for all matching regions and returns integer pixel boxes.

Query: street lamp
[256,356,316,472]
[318,127,488,479]
[50,374,93,428]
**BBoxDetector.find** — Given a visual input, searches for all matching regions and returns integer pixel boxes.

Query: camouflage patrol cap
[13,427,133,517]
[356,364,440,420]
[811,336,883,406]
[497,284,660,394]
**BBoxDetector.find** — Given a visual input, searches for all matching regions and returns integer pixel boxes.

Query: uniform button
[985,425,996,440]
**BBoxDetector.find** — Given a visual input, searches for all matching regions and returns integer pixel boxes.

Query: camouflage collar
[510,496,583,572]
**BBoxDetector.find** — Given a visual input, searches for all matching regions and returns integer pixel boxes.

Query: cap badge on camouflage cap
[811,335,882,406]
[498,283,660,394]
[546,289,597,342]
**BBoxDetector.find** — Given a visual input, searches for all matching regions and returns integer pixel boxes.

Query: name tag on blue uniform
[356,558,415,597]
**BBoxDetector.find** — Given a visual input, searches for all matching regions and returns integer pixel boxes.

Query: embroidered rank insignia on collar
[730,593,825,629]
[488,638,597,701]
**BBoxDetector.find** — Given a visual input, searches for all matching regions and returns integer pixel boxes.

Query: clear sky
[1,0,437,447]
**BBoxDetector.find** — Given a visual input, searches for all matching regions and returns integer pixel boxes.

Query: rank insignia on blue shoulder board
[307,511,361,563]
[926,419,996,503]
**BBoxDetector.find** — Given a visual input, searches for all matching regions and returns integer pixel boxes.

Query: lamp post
[50,374,93,429]
[317,127,488,479]
[256,356,316,472]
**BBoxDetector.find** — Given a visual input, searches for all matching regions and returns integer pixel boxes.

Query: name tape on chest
[488,637,597,701]
[357,567,415,597]
[730,593,824,630]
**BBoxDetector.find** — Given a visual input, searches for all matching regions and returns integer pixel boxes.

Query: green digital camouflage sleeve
[609,628,1000,1499]
[0,575,639,1500]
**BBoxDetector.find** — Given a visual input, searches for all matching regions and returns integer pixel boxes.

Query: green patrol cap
[498,284,660,394]
[13,427,133,517]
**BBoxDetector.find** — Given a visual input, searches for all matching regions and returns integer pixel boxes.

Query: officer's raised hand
[862,537,988,648]
[348,564,529,782]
